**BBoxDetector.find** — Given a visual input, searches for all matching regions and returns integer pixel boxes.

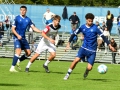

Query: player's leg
[43,52,56,73]
[25,40,46,72]
[19,49,31,62]
[17,49,31,70]
[83,63,92,79]
[10,48,21,72]
[43,43,56,73]
[64,47,84,80]
[25,53,40,72]
[83,51,96,79]
[64,57,81,80]
[17,39,31,66]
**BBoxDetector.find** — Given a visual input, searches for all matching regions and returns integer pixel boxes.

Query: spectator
[4,16,11,30]
[101,21,107,31]
[72,33,84,50]
[28,22,35,44]
[110,38,117,64]
[70,26,78,50]
[43,9,55,25]
[106,10,114,34]
[4,16,12,41]
[30,40,37,53]
[103,27,110,53]
[117,13,120,48]
[69,12,80,29]
[0,22,4,46]
[96,21,103,52]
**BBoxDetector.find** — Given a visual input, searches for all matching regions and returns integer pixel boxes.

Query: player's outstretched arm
[101,35,115,52]
[65,42,70,52]
[42,31,55,44]
[65,34,76,52]
[31,25,41,34]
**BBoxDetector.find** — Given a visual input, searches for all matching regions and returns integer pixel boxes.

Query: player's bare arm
[42,31,55,44]
[65,34,76,52]
[12,26,22,40]
[31,25,41,34]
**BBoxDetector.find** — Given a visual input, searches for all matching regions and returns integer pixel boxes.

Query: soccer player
[63,13,115,80]
[9,6,41,72]
[25,15,61,73]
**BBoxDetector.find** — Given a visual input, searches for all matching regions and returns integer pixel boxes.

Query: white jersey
[35,23,61,54]
[42,23,61,44]
[44,12,55,20]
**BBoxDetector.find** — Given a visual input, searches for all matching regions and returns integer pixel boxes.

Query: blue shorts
[76,47,96,66]
[46,19,53,24]
[14,38,30,50]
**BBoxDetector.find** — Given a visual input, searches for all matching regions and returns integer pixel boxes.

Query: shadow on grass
[50,71,65,74]
[86,78,111,82]
[0,83,24,86]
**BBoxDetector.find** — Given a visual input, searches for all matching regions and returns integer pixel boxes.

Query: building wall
[0,4,119,34]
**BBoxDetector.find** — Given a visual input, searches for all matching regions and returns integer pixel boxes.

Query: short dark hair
[73,12,76,14]
[85,13,94,20]
[53,15,61,21]
[20,6,27,10]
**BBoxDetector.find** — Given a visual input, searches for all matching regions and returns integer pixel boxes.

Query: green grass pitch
[0,58,120,90]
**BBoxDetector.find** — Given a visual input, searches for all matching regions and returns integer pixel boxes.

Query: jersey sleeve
[42,25,50,34]
[96,27,103,37]
[29,19,33,27]
[97,27,110,45]
[74,26,82,35]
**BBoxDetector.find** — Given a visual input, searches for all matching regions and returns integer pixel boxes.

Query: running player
[63,13,115,80]
[25,15,61,73]
[9,6,41,72]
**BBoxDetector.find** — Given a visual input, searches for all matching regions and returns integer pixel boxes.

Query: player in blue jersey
[63,13,115,80]
[9,6,41,72]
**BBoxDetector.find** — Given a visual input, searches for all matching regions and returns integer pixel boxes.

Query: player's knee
[26,52,31,56]
[87,66,92,71]
[52,54,56,58]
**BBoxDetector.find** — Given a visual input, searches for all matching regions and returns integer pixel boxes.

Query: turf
[0,58,120,90]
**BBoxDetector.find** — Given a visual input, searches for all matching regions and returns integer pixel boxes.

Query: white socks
[67,68,72,75]
[44,60,50,66]
[26,61,32,68]
[11,66,15,69]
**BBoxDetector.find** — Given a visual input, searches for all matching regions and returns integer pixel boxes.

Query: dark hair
[107,10,110,15]
[73,12,76,14]
[85,13,94,19]
[20,6,27,10]
[53,15,61,20]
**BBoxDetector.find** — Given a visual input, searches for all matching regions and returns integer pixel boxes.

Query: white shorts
[35,39,56,54]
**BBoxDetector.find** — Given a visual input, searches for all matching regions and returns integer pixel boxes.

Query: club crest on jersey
[26,20,28,22]
[91,29,93,32]
[20,19,21,21]
[83,29,85,31]
[44,28,48,32]
[16,45,19,48]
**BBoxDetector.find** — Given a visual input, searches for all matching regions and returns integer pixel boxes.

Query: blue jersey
[12,15,33,38]
[70,30,77,41]
[74,24,103,51]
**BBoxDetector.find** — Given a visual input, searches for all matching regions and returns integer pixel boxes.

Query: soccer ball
[97,64,108,74]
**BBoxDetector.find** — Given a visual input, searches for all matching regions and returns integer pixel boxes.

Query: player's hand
[109,44,115,52]
[49,38,55,44]
[17,35,22,40]
[65,42,71,52]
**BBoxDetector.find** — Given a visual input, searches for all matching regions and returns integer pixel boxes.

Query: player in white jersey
[25,15,61,72]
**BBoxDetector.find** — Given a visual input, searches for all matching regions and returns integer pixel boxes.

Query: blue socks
[12,54,19,66]
[19,54,28,62]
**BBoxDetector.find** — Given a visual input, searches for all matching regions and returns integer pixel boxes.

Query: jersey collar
[20,15,26,19]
